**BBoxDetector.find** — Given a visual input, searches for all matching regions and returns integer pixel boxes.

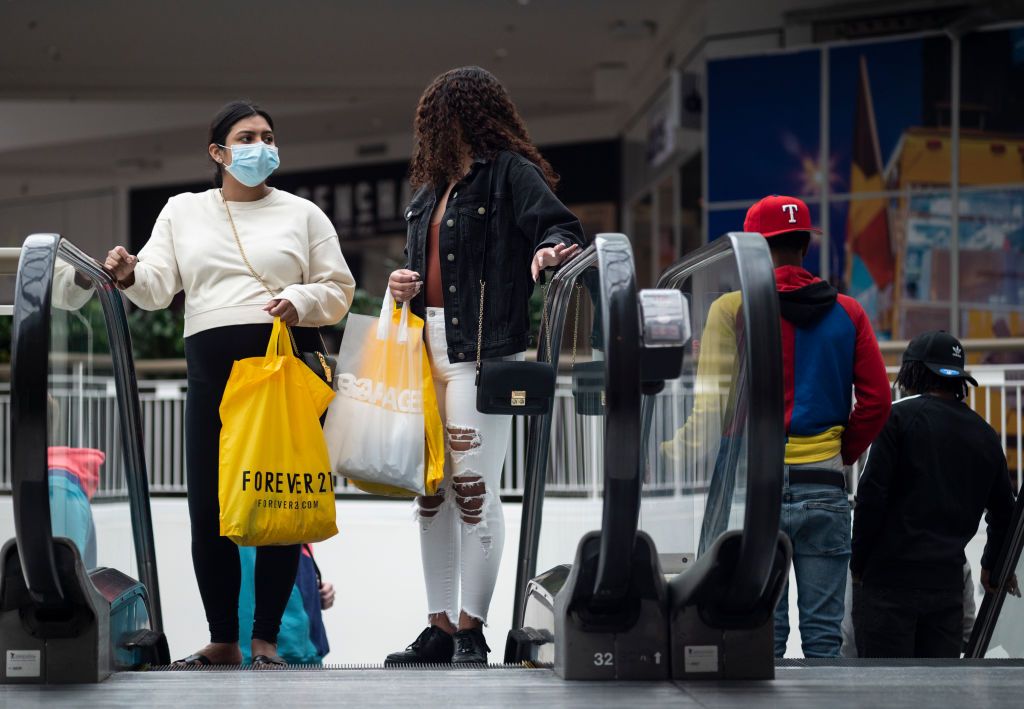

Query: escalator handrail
[591,233,643,604]
[656,232,784,610]
[512,235,645,611]
[510,243,599,632]
[11,234,64,604]
[58,239,163,632]
[965,491,1024,657]
[9,235,163,629]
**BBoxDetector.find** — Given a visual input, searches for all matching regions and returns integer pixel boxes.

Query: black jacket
[851,393,1016,589]
[404,151,586,363]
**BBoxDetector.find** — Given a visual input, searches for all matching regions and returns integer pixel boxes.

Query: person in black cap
[851,330,1018,657]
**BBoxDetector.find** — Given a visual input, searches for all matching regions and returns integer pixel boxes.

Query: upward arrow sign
[654,652,662,664]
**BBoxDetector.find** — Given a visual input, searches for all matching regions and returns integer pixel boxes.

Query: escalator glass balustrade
[511,232,790,681]
[1,235,166,684]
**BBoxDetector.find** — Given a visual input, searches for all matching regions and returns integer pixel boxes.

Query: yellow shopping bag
[324,295,444,497]
[219,317,338,546]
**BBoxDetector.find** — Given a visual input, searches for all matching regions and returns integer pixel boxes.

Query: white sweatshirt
[124,188,355,337]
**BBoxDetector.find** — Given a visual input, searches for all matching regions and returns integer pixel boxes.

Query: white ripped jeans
[418,307,522,624]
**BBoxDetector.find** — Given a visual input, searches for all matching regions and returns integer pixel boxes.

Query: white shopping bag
[324,293,441,496]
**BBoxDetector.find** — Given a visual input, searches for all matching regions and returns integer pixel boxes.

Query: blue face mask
[220,142,280,187]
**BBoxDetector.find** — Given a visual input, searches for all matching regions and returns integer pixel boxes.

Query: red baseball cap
[743,195,821,238]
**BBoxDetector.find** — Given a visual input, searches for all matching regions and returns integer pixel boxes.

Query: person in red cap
[747,195,891,658]
[660,194,890,657]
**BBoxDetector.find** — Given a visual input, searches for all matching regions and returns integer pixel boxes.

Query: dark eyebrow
[234,129,273,136]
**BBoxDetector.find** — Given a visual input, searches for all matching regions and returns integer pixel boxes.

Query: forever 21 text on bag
[219,318,338,546]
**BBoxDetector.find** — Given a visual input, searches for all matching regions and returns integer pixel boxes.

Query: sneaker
[384,626,455,666]
[452,628,490,664]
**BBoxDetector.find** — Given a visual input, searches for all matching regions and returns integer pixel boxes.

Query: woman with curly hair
[385,66,585,665]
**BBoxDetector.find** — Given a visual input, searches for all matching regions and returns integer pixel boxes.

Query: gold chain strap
[475,278,554,368]
[221,189,304,356]
[570,284,582,368]
[540,285,553,363]
[476,280,486,370]
[221,190,277,299]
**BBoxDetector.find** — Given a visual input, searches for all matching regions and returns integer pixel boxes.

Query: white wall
[0,495,996,663]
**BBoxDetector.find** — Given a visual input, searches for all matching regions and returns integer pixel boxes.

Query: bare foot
[428,611,456,635]
[457,610,482,632]
[174,641,242,666]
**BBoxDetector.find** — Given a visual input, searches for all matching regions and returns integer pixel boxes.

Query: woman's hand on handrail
[104,246,137,289]
[532,243,580,282]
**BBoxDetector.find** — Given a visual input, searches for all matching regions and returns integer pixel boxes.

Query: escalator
[507,229,1024,683]
[0,234,168,683]
[3,229,1023,702]
[507,231,791,680]
[1,229,785,687]
[967,491,1024,658]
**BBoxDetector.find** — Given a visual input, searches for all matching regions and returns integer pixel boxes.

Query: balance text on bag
[336,372,423,413]
[219,318,339,546]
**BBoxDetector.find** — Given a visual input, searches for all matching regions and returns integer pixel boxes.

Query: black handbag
[474,169,556,415]
[474,278,556,415]
[291,329,337,389]
[221,189,337,390]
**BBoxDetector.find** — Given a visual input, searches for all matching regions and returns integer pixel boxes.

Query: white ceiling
[0,0,694,178]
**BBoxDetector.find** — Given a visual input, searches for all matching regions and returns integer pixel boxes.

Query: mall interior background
[3,1,1022,352]
[1,0,1023,662]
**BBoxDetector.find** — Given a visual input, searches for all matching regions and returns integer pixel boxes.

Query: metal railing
[0,374,530,499]
[2,363,1020,499]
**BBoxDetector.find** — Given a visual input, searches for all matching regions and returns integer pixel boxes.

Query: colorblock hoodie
[661,265,891,466]
[775,265,890,465]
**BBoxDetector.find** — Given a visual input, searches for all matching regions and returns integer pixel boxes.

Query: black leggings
[184,323,324,645]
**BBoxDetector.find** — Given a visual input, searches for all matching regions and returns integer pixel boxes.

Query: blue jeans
[773,471,851,658]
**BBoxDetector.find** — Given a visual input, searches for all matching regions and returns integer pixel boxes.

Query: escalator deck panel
[776,658,1024,668]
[4,664,1024,707]
[147,662,546,671]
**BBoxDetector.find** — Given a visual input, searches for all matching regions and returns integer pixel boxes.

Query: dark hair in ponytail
[207,100,274,187]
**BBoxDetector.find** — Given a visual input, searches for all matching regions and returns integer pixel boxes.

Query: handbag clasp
[511,390,526,406]
[316,352,333,383]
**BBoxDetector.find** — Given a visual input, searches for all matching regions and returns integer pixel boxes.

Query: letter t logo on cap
[782,203,799,223]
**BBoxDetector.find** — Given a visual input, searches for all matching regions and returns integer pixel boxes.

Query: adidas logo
[952,345,962,359]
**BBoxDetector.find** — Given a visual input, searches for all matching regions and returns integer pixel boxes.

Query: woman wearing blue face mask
[104,100,356,667]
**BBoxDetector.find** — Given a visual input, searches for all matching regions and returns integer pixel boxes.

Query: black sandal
[252,654,287,668]
[173,653,212,666]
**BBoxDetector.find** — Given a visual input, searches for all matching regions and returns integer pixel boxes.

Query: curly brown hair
[409,66,559,190]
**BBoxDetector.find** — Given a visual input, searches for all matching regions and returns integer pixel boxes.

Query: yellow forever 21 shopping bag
[219,317,338,546]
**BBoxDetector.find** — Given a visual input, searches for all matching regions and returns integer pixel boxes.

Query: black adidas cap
[902,330,978,386]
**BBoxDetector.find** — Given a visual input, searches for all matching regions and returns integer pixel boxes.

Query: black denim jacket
[404,150,586,363]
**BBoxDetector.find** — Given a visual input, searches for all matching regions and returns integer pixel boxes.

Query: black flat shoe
[452,628,490,664]
[252,654,286,669]
[385,626,455,666]
[172,653,212,666]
